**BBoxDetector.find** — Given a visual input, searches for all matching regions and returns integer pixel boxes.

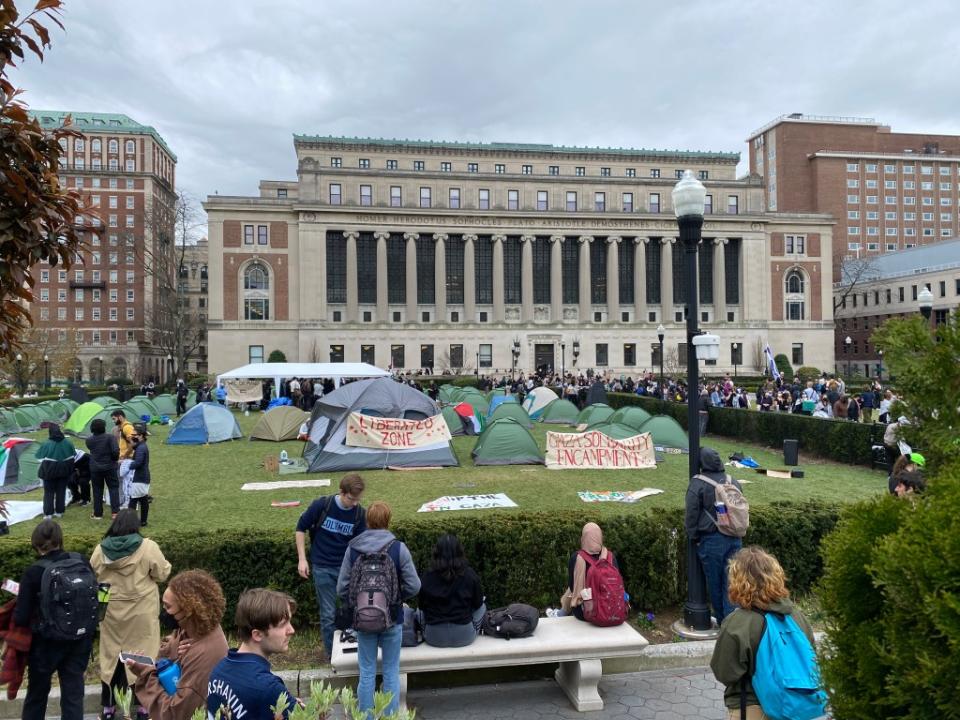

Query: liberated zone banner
[546,430,656,470]
[346,412,452,450]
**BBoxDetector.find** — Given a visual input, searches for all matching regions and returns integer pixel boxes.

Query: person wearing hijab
[551,522,620,620]
[34,424,76,519]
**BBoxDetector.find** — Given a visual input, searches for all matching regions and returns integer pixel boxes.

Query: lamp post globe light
[669,169,716,637]
[14,353,23,396]
[656,324,665,403]
[844,336,852,379]
[560,342,566,378]
[43,354,49,391]
[918,284,933,321]
[877,349,883,381]
[732,342,741,383]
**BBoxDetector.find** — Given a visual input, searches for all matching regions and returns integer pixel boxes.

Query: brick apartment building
[747,114,960,280]
[29,111,177,384]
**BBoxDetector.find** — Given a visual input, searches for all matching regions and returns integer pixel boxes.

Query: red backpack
[579,550,628,627]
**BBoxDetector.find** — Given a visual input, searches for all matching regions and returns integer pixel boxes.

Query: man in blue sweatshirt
[207,588,297,719]
[295,474,367,660]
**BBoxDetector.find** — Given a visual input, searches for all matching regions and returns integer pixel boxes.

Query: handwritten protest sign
[577,489,664,503]
[346,412,452,450]
[545,430,656,470]
[417,493,518,513]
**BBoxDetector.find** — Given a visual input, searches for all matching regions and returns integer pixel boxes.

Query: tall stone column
[374,231,389,322]
[344,230,359,322]
[550,235,563,323]
[404,232,418,322]
[661,237,675,324]
[521,235,535,322]
[606,236,620,321]
[433,233,447,323]
[634,237,648,323]
[713,237,727,324]
[578,236,592,322]
[463,234,477,323]
[492,234,505,322]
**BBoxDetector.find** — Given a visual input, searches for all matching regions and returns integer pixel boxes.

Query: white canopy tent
[216,362,390,397]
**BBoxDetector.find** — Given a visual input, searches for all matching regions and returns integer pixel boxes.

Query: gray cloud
[12,0,960,199]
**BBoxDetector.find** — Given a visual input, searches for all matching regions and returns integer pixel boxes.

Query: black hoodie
[684,447,743,543]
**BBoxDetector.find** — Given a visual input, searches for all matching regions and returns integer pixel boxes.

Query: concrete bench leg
[396,672,408,713]
[555,658,603,711]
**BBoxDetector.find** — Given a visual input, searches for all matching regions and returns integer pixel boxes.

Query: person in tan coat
[91,510,172,720]
[126,569,228,720]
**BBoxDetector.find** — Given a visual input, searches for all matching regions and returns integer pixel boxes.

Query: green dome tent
[29,403,60,423]
[489,401,533,428]
[471,418,543,466]
[487,387,509,400]
[11,406,39,431]
[442,406,471,436]
[0,439,41,494]
[187,389,197,408]
[91,395,117,407]
[582,421,645,441]
[152,394,177,415]
[609,406,653,431]
[64,401,118,436]
[539,399,580,425]
[576,403,614,426]
[43,400,70,422]
[438,385,458,403]
[124,398,160,420]
[60,399,79,413]
[638,415,689,451]
[250,406,309,442]
[0,409,21,435]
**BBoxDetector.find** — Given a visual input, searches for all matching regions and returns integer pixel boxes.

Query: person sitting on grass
[550,522,620,620]
[416,533,486,647]
[207,588,297,720]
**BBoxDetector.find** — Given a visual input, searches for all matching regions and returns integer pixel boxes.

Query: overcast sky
[13,0,960,203]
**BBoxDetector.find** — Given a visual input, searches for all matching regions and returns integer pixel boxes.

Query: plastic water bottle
[155,658,181,695]
[280,450,289,463]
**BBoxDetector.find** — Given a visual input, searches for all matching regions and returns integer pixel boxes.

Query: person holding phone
[91,510,171,720]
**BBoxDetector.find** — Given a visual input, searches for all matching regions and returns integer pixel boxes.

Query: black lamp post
[14,353,23,396]
[918,285,933,322]
[166,353,173,387]
[572,340,580,368]
[657,324,665,403]
[672,169,713,634]
[511,338,521,378]
[877,349,883,382]
[476,351,480,377]
[732,342,741,384]
[844,336,852,379]
[98,355,104,386]
[43,355,49,391]
[560,342,565,378]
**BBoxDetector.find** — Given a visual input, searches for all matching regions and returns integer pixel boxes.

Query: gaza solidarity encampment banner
[545,430,656,470]
[346,412,452,450]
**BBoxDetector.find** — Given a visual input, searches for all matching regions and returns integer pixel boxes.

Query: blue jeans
[312,564,340,655]
[696,532,741,625]
[418,603,487,648]
[357,623,403,718]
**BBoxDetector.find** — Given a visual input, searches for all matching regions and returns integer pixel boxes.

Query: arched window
[784,269,806,320]
[243,263,270,320]
[108,139,118,154]
[125,140,136,154]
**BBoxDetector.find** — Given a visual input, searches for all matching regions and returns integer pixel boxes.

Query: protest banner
[417,493,518,513]
[346,412,452,450]
[225,379,262,403]
[545,430,656,469]
[577,489,664,503]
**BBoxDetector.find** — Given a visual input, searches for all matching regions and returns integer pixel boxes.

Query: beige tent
[250,406,309,442]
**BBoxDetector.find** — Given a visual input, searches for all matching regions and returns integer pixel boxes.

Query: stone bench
[330,616,649,712]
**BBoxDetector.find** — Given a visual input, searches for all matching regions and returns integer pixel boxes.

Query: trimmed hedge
[0,503,840,630]
[606,393,875,466]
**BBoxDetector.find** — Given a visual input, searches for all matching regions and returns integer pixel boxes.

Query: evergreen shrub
[774,353,793,379]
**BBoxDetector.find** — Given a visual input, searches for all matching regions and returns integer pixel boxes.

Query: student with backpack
[15,520,99,720]
[336,501,420,719]
[295,473,367,660]
[710,546,826,720]
[549,522,628,626]
[685,446,748,626]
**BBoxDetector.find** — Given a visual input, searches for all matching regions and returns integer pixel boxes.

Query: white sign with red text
[546,430,656,470]
[346,412,452,450]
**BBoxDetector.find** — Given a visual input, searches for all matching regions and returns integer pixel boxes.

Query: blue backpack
[752,612,828,720]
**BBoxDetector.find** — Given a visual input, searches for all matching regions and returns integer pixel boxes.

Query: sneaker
[545,607,558,618]
[91,515,103,520]
[43,515,52,520]
[140,521,148,528]
[52,513,62,518]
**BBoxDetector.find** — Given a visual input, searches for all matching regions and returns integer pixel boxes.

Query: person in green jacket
[35,424,76,519]
[709,546,817,719]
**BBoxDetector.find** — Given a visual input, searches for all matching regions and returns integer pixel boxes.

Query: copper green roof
[30,110,177,162]
[293,134,739,161]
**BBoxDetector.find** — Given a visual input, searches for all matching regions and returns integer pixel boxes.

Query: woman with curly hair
[126,569,228,720]
[709,546,818,719]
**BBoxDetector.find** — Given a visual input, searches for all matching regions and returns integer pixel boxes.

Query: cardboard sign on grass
[418,493,518,513]
[346,412,452,450]
[546,430,656,470]
[578,489,664,503]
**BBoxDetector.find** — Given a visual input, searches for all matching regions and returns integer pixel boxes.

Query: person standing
[175,380,188,416]
[128,424,152,527]
[337,501,420,718]
[215,383,227,405]
[112,409,137,506]
[35,424,75,519]
[15,521,97,720]
[294,474,367,660]
[91,510,172,720]
[685,447,744,626]
[87,418,121,520]
[206,589,297,720]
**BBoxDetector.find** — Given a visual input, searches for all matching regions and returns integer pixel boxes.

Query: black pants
[67,475,91,505]
[129,494,150,525]
[176,396,186,415]
[91,467,120,518]
[23,635,92,720]
[101,658,140,708]
[42,476,68,516]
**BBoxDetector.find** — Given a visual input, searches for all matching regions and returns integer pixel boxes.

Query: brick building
[204,134,837,377]
[29,111,177,384]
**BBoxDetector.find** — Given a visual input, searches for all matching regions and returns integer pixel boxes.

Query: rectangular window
[698,170,709,180]
[125,214,134,228]
[449,187,460,209]
[537,190,548,211]
[478,344,492,368]
[886,227,898,236]
[522,165,532,175]
[649,193,660,213]
[503,237,522,304]
[941,166,952,176]
[623,343,636,366]
[848,210,860,219]
[847,162,859,172]
[533,236,551,304]
[594,192,605,211]
[904,180,916,189]
[625,168,636,177]
[548,165,559,175]
[124,159,135,172]
[727,195,739,214]
[248,345,265,364]
[601,167,611,177]
[848,227,860,235]
[676,170,685,179]
[575,166,585,176]
[921,165,933,175]
[566,191,577,211]
[440,161,451,172]
[622,192,633,212]
[508,189,519,210]
[329,184,341,205]
[467,163,478,173]
[885,180,897,189]
[243,225,254,244]
[57,307,66,320]
[444,235,465,304]
[650,168,661,178]
[495,164,505,174]
[791,343,804,367]
[390,345,405,368]
[326,232,347,303]
[903,165,914,174]
[390,186,401,207]
[704,194,713,214]
[419,187,431,208]
[125,196,135,209]
[359,185,372,206]
[886,211,897,220]
[595,343,608,367]
[479,189,490,210]
[941,197,953,206]
[257,225,268,245]
[886,196,898,205]
[109,308,117,321]
[940,182,952,191]
[386,159,398,170]
[562,238,578,303]
[866,195,877,204]
[867,227,879,236]
[414,161,425,171]
[866,163,877,173]
[921,181,933,190]
[475,237,493,304]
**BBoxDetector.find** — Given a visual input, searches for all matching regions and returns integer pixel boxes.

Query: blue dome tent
[166,403,242,444]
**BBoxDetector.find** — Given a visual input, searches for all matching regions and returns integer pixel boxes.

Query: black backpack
[481,603,539,640]
[37,553,99,641]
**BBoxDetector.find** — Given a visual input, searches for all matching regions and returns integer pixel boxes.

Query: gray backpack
[695,474,749,538]
[348,540,401,633]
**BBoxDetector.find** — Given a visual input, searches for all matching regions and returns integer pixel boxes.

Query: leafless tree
[0,326,79,393]
[834,255,879,318]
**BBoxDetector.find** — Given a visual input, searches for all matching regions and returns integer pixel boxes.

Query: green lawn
[6,410,887,538]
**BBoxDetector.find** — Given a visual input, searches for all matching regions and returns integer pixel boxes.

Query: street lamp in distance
[14,353,23,396]
[656,324,665,403]
[98,355,104,385]
[511,338,521,377]
[572,340,580,367]
[877,349,883,382]
[560,342,566,378]
[918,285,933,321]
[44,354,49,391]
[732,342,741,384]
[844,336,852,379]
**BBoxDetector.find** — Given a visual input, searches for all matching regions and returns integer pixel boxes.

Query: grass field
[6,409,887,538]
